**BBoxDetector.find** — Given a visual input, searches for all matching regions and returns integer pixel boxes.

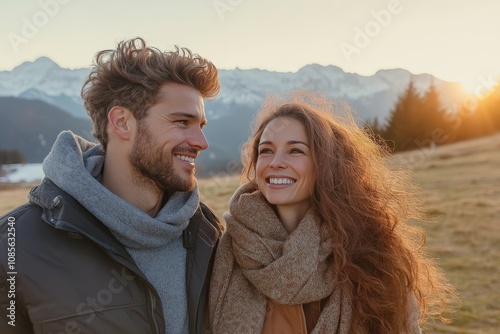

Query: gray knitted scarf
[42,131,199,334]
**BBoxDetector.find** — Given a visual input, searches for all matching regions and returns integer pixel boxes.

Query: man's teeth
[175,155,195,163]
[269,178,295,185]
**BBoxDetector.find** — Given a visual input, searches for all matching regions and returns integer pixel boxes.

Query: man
[0,38,222,334]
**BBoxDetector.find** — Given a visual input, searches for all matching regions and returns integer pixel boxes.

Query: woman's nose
[269,153,287,169]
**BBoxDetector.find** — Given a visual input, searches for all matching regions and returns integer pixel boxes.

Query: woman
[208,92,457,333]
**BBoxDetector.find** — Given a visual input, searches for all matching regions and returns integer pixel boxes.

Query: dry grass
[0,183,35,214]
[392,134,500,333]
[2,134,500,333]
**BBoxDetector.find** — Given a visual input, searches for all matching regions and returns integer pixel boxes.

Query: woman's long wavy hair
[241,91,458,333]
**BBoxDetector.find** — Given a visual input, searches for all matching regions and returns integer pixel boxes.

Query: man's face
[129,83,208,193]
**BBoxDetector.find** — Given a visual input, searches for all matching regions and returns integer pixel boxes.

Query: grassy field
[2,134,500,333]
[395,135,500,333]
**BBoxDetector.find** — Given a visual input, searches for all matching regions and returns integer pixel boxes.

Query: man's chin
[178,166,196,184]
[167,174,196,193]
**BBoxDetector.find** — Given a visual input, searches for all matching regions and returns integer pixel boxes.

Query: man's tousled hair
[81,37,220,149]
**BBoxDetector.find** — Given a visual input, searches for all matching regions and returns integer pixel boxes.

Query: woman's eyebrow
[259,140,309,146]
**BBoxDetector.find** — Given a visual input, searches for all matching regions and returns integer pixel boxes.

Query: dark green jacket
[0,179,222,334]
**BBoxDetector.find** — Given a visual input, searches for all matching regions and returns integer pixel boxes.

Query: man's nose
[189,127,209,151]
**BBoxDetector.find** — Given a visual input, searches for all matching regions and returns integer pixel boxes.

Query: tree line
[365,80,500,153]
[0,149,26,165]
[2,81,499,165]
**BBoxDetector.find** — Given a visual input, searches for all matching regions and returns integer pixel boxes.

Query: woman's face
[256,117,315,216]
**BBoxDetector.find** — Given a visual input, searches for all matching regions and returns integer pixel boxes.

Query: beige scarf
[208,183,352,334]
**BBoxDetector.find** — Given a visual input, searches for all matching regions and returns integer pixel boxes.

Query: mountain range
[0,57,469,175]
[0,96,92,162]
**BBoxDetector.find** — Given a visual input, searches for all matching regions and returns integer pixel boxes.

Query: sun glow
[461,74,500,98]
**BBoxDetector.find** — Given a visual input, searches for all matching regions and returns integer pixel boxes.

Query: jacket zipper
[148,288,160,334]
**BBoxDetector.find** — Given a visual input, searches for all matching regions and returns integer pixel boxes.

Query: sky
[1,0,499,94]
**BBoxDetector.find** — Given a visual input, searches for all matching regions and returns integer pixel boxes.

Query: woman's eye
[259,148,272,155]
[290,148,304,154]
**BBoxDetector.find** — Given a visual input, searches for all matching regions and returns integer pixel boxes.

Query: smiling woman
[207,91,459,334]
[256,117,315,233]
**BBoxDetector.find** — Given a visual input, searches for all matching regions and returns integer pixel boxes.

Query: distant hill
[0,57,468,121]
[0,57,471,174]
[0,97,93,162]
[0,57,88,118]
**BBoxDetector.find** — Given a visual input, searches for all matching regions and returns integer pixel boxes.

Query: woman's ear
[108,106,134,140]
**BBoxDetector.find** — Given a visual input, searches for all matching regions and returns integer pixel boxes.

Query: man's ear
[108,106,135,140]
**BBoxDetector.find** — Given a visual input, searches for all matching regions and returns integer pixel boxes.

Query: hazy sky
[1,0,499,93]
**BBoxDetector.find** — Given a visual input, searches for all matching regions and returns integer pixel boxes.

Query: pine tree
[417,83,452,148]
[478,82,500,132]
[383,80,423,152]
[454,103,484,141]
[455,82,500,141]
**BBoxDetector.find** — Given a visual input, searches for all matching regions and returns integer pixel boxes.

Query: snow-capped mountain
[0,57,88,118]
[0,57,466,121]
[215,64,466,119]
[0,57,86,96]
[0,57,468,174]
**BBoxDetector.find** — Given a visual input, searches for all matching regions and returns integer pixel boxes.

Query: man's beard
[129,124,196,193]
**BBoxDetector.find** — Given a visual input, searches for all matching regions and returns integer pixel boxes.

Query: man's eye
[177,120,189,125]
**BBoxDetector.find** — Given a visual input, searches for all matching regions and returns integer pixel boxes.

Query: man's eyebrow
[170,112,197,119]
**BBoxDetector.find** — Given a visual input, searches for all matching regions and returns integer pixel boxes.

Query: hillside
[0,57,467,120]
[1,132,498,333]
[0,97,93,162]
[0,57,471,173]
[199,133,500,334]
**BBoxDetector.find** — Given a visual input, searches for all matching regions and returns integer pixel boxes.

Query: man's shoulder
[0,203,46,283]
[0,202,41,237]
[198,202,224,233]
[183,202,222,250]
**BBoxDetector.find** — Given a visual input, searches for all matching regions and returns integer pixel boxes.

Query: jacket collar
[30,178,133,262]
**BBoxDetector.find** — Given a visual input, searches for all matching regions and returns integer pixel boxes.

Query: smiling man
[0,38,222,334]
